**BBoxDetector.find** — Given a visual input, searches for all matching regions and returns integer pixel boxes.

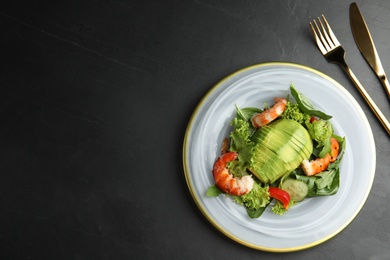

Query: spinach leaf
[290,83,332,120]
[315,168,339,192]
[235,104,262,121]
[206,185,223,197]
[246,204,268,218]
[318,137,332,158]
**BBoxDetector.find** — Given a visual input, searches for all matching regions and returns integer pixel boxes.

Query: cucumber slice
[282,179,308,202]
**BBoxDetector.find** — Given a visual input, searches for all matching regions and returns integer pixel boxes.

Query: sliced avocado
[275,120,313,158]
[249,146,286,183]
[253,127,300,170]
[249,119,313,184]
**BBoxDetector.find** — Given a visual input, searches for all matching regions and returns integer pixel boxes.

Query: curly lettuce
[281,102,310,124]
[305,119,333,147]
[229,118,255,163]
[271,200,296,216]
[233,181,270,218]
[233,182,270,209]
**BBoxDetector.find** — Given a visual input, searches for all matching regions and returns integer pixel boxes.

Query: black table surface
[1,0,390,259]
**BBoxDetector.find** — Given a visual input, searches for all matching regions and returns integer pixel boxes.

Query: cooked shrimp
[302,138,340,176]
[301,154,331,176]
[212,151,254,196]
[329,137,339,162]
[251,97,287,128]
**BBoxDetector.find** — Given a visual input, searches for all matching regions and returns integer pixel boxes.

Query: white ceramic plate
[183,62,376,252]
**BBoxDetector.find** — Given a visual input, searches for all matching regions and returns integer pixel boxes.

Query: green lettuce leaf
[290,83,332,120]
[235,104,262,121]
[206,185,223,197]
[233,181,270,210]
[281,101,310,124]
[271,199,296,216]
[305,119,333,148]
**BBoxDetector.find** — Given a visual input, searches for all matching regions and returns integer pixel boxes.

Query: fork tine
[317,17,335,49]
[309,22,327,55]
[321,15,341,46]
[313,19,331,52]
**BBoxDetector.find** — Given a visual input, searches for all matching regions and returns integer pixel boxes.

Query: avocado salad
[207,83,346,218]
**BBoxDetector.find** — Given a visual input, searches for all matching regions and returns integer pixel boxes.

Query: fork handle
[338,62,390,135]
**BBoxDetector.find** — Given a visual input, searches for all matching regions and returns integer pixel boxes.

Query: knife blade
[350,2,390,99]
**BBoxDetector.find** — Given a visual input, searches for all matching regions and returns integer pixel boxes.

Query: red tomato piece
[268,187,291,209]
[310,117,318,123]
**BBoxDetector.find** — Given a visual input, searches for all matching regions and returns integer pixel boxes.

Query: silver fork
[310,15,390,135]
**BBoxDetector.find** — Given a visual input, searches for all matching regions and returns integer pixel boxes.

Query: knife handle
[339,62,390,135]
[378,75,390,100]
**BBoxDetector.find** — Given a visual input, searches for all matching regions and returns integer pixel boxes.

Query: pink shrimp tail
[251,98,287,128]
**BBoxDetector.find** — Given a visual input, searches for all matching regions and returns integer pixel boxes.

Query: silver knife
[350,2,390,100]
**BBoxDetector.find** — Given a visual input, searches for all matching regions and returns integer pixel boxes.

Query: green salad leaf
[206,185,223,197]
[305,119,333,147]
[271,200,296,216]
[281,101,310,124]
[235,104,262,121]
[246,205,268,218]
[318,138,332,158]
[229,118,255,163]
[290,83,332,120]
[233,181,270,212]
